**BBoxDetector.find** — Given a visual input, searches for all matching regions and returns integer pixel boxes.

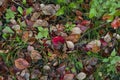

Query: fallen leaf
[0,62,8,74]
[22,31,29,42]
[104,33,112,43]
[111,18,120,29]
[66,34,80,43]
[31,12,41,21]
[10,5,16,12]
[33,19,49,27]
[76,72,86,80]
[0,76,3,80]
[81,20,90,26]
[63,74,74,80]
[91,45,100,53]
[71,27,82,35]
[15,58,29,70]
[76,10,82,16]
[31,50,42,62]
[102,14,112,20]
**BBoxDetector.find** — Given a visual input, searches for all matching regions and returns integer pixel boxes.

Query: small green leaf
[2,33,9,39]
[37,32,43,39]
[18,7,23,14]
[69,2,77,9]
[89,8,96,18]
[3,26,14,33]
[71,68,76,73]
[75,62,83,69]
[38,27,43,31]
[103,58,109,62]
[5,9,15,19]
[57,0,67,4]
[22,0,26,4]
[48,52,52,56]
[26,7,33,15]
[111,49,116,57]
[43,29,48,38]
[56,7,65,16]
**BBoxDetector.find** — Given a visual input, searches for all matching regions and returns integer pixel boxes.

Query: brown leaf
[76,10,82,16]
[16,75,25,80]
[66,34,80,43]
[0,0,8,17]
[33,19,49,27]
[31,12,41,21]
[116,61,120,72]
[91,45,100,53]
[28,37,36,45]
[0,76,3,80]
[27,0,33,6]
[31,50,42,62]
[15,58,29,70]
[0,62,8,74]
[22,31,29,42]
[63,74,74,80]
[102,14,112,20]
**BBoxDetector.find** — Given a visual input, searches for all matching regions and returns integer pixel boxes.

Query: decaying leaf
[66,34,80,43]
[22,31,29,42]
[63,74,74,80]
[15,58,29,70]
[31,50,42,62]
[33,19,49,27]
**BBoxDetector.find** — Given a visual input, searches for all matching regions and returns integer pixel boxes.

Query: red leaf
[111,20,118,29]
[80,20,90,26]
[52,36,65,46]
[111,18,120,29]
[10,5,16,12]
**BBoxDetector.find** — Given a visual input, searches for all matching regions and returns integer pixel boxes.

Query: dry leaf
[33,19,49,27]
[76,72,86,80]
[66,34,80,43]
[0,76,3,80]
[63,74,74,80]
[102,14,112,20]
[22,31,29,42]
[15,58,29,70]
[76,10,82,16]
[31,50,42,62]
[31,12,41,21]
[91,45,100,53]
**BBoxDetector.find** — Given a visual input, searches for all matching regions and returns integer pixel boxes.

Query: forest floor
[0,0,120,80]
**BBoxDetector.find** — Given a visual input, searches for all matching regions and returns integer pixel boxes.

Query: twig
[12,0,25,9]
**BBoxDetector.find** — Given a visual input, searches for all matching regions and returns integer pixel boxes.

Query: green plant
[5,9,16,20]
[22,0,26,5]
[55,0,83,16]
[26,7,33,15]
[68,54,83,71]
[36,27,49,39]
[89,0,120,21]
[2,26,14,39]
[17,6,23,15]
[103,49,120,74]
[65,22,75,32]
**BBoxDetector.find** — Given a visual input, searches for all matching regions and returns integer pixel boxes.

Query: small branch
[12,0,25,9]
